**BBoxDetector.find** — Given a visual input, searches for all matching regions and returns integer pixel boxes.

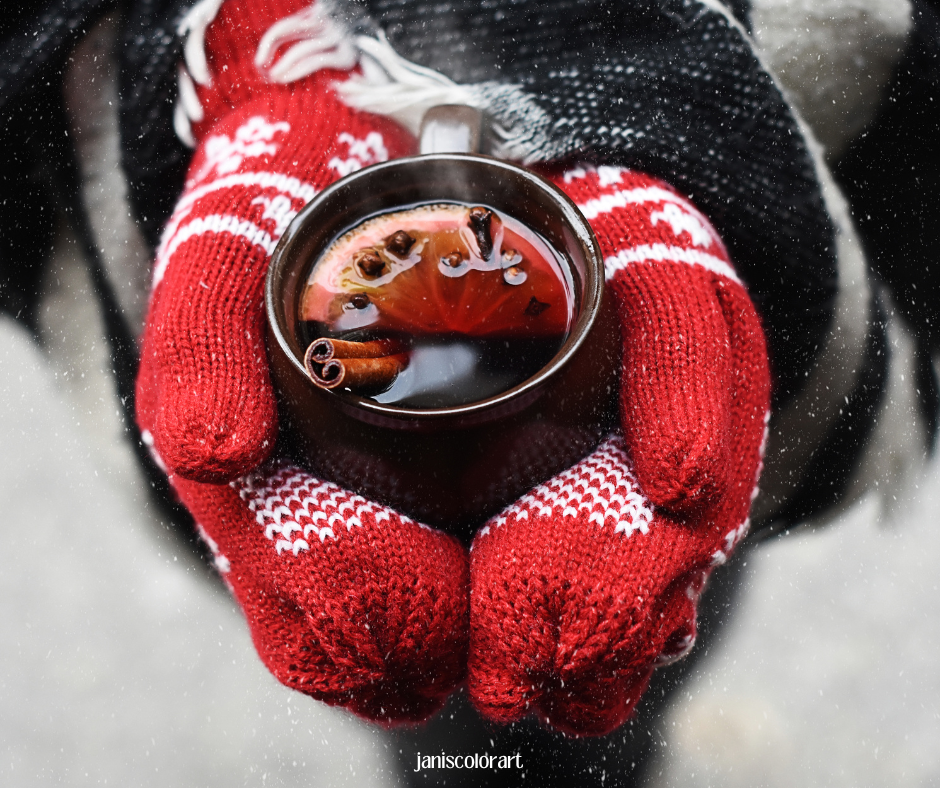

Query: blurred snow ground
[648,482,940,788]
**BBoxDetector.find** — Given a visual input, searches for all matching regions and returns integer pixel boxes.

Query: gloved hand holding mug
[136,0,468,723]
[137,0,769,734]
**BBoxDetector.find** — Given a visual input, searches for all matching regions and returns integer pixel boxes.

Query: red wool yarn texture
[139,87,416,480]
[170,465,469,722]
[135,0,770,732]
[467,166,771,735]
[135,0,467,723]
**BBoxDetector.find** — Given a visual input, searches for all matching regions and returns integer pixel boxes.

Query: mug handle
[419,105,483,155]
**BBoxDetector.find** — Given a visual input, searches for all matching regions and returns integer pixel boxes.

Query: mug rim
[265,152,605,425]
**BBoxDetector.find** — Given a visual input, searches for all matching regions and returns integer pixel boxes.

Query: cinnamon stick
[308,354,408,391]
[305,337,404,365]
[304,337,408,393]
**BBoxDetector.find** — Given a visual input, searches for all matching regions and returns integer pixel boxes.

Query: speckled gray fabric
[118,0,192,249]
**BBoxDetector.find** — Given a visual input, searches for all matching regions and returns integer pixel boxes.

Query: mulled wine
[296,202,575,408]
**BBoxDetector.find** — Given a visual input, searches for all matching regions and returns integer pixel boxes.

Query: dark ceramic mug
[265,112,620,539]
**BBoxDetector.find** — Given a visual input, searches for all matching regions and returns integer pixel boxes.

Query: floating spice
[503,265,527,286]
[297,202,574,406]
[525,296,550,316]
[354,249,385,278]
[467,206,494,259]
[304,337,408,393]
[442,251,465,268]
[384,230,415,256]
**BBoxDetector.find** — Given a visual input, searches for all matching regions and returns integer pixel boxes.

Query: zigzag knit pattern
[468,165,771,736]
[477,437,654,538]
[233,462,421,554]
[166,462,468,723]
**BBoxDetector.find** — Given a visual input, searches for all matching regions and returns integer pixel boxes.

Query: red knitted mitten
[468,166,770,735]
[141,0,416,482]
[170,465,468,722]
[136,0,467,723]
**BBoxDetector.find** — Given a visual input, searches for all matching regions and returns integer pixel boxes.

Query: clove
[504,265,527,285]
[346,293,371,310]
[384,230,415,256]
[441,251,465,268]
[501,248,520,267]
[524,296,550,316]
[468,206,494,259]
[354,249,385,278]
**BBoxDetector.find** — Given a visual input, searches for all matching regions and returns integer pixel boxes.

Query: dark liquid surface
[296,202,573,408]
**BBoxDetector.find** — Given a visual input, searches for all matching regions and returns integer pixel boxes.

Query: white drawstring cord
[177,0,225,86]
[255,3,357,83]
